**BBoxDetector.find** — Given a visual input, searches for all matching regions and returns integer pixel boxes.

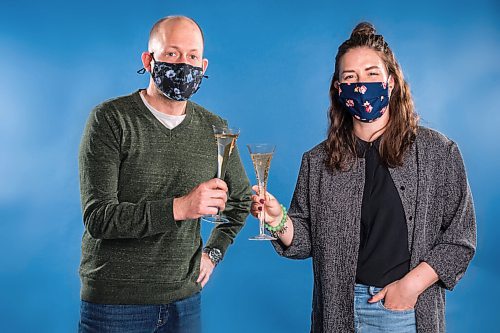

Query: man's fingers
[207,178,228,192]
[200,274,210,288]
[206,198,226,211]
[198,267,211,288]
[209,189,228,201]
[199,253,214,288]
[197,270,205,283]
[195,195,227,216]
[200,206,222,216]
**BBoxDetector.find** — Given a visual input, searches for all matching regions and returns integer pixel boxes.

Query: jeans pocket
[377,300,415,314]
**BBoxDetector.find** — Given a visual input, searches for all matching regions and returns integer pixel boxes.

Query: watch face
[212,248,222,258]
[205,248,222,264]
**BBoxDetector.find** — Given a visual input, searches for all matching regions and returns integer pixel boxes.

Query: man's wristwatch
[203,247,222,266]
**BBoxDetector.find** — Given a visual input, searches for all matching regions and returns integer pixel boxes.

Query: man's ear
[202,58,209,73]
[141,52,154,73]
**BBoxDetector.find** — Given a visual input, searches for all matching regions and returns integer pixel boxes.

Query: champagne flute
[201,125,240,224]
[247,144,277,241]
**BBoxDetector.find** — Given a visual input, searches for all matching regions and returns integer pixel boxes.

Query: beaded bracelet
[265,204,288,237]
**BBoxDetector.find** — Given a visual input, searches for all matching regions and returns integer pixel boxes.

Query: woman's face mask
[336,80,390,123]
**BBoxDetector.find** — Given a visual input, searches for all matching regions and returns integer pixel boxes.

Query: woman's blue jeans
[79,292,201,333]
[354,284,416,333]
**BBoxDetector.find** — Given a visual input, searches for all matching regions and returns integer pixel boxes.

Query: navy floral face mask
[138,53,207,101]
[337,81,390,122]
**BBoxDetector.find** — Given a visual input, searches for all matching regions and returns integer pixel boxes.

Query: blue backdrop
[1,0,498,332]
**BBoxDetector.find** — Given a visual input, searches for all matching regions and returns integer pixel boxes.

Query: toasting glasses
[247,144,277,241]
[201,125,240,224]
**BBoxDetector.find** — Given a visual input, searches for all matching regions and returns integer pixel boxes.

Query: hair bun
[350,22,376,38]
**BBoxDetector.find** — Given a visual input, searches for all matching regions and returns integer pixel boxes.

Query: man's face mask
[138,52,207,101]
[336,80,390,122]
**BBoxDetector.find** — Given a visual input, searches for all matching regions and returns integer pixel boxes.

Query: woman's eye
[369,72,379,76]
[343,75,355,80]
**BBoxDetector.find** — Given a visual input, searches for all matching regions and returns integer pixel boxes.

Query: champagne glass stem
[259,183,266,236]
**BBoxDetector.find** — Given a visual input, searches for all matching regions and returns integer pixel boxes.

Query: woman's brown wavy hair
[326,22,419,170]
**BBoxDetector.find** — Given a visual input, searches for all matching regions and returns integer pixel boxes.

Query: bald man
[78,16,251,332]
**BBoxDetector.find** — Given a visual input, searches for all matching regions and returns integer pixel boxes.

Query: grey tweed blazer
[273,126,476,333]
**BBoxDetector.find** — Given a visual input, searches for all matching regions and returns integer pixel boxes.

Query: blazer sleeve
[424,142,477,290]
[272,152,312,259]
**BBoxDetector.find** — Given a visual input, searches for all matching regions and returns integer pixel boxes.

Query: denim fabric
[79,292,201,333]
[354,284,416,333]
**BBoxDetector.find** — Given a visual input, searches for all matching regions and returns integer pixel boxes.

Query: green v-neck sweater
[78,90,252,304]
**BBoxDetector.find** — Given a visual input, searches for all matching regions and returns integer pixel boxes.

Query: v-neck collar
[133,89,194,136]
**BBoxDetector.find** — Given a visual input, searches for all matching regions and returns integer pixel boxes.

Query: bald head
[141,15,208,78]
[148,16,204,52]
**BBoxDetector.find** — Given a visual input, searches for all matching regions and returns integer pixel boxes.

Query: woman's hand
[368,262,439,311]
[250,185,282,226]
[368,279,419,310]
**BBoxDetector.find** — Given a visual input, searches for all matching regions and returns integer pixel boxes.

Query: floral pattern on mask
[152,59,205,101]
[337,81,390,123]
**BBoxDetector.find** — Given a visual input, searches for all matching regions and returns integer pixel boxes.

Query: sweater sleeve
[205,143,252,257]
[424,142,477,290]
[272,153,312,259]
[79,104,178,239]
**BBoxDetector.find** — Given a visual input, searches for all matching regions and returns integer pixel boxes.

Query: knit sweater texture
[78,90,251,304]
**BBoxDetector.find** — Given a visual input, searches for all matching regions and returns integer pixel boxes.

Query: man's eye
[167,52,176,57]
[190,55,198,60]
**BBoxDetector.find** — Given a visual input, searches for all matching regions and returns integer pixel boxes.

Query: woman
[251,22,476,333]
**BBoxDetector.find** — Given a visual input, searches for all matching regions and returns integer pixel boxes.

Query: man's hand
[197,253,215,288]
[173,178,228,221]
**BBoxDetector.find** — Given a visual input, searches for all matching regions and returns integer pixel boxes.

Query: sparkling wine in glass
[247,144,277,241]
[201,125,240,224]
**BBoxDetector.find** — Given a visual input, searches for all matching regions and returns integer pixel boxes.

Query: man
[78,16,251,332]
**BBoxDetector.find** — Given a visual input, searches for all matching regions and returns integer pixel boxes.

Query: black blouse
[355,137,410,288]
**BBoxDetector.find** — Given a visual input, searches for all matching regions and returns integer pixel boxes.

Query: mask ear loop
[137,52,155,74]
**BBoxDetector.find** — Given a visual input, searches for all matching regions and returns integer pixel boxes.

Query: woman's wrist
[267,211,284,227]
[265,205,288,237]
[401,262,439,295]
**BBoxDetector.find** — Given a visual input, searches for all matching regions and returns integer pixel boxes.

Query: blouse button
[409,216,413,221]
[400,185,405,191]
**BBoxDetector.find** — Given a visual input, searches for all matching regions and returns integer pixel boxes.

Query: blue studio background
[1,0,498,332]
